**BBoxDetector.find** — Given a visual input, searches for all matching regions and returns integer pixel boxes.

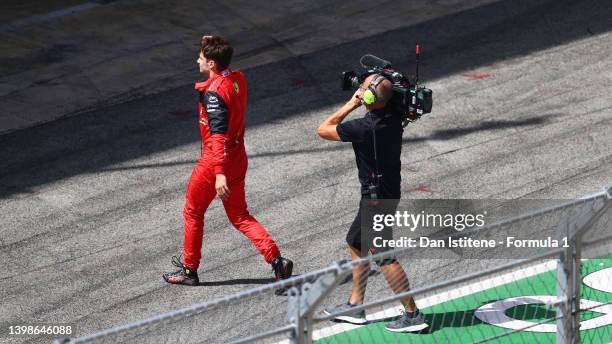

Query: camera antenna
[415,43,421,85]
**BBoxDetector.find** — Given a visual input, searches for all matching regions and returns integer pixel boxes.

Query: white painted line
[474,296,612,332]
[583,267,612,294]
[275,260,557,343]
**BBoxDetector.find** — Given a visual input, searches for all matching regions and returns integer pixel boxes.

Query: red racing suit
[182,69,280,270]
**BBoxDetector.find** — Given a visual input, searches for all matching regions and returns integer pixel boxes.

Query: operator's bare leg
[380,260,428,332]
[380,261,417,312]
[348,245,370,305]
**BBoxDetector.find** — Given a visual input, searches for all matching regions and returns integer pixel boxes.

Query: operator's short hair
[201,35,233,70]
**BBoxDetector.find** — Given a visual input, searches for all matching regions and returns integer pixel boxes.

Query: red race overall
[183,69,280,270]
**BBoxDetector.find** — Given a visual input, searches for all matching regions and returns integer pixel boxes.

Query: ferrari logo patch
[233,82,240,93]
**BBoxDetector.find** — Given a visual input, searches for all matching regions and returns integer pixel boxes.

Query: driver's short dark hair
[201,35,233,70]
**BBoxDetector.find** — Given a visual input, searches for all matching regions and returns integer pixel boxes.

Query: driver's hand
[215,174,230,201]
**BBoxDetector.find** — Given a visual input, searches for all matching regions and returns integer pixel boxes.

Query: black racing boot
[271,256,293,281]
[163,255,199,286]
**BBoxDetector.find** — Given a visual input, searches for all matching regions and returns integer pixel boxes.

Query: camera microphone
[360,54,392,70]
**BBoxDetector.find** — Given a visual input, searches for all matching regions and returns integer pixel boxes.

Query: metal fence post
[556,234,582,344]
[571,234,582,344]
[556,239,573,344]
[287,262,352,344]
[556,189,611,344]
[287,286,303,344]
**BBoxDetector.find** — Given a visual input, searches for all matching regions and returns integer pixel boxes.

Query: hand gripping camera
[341,45,433,127]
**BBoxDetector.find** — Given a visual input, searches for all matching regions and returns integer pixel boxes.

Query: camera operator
[317,74,428,332]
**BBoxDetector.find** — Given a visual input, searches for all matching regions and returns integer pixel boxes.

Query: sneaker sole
[323,310,367,325]
[385,323,429,333]
[333,315,368,325]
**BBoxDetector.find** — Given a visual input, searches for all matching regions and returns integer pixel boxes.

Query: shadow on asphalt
[403,114,557,143]
[1,0,610,198]
[197,277,276,286]
[94,113,556,174]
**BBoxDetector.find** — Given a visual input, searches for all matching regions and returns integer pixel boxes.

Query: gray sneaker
[385,310,428,332]
[323,302,367,325]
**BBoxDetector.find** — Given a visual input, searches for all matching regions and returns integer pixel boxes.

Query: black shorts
[346,198,399,266]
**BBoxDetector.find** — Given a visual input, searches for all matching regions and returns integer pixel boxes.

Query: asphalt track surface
[1,1,611,343]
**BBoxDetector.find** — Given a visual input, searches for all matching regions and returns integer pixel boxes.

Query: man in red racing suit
[163,35,293,286]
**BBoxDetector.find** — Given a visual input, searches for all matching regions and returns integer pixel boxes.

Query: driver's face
[197,51,211,75]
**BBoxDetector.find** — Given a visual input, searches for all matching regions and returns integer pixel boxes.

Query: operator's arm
[317,90,362,141]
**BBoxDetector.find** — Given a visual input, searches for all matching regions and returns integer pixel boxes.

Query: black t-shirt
[336,108,403,198]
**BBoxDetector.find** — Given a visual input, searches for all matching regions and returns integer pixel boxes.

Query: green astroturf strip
[316,257,612,344]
